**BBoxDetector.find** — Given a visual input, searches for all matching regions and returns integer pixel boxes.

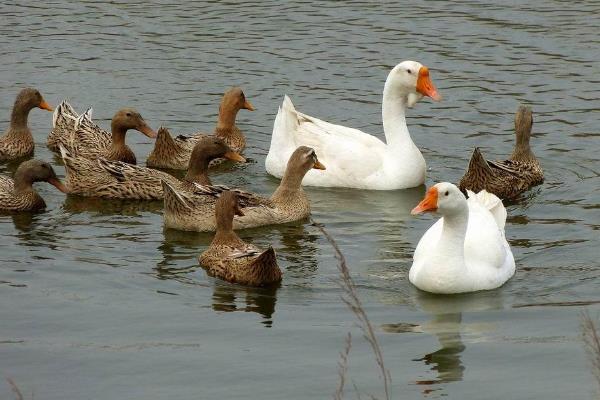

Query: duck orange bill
[411,186,438,214]
[313,160,326,170]
[47,177,69,194]
[224,151,246,162]
[416,66,442,101]
[138,123,157,138]
[243,100,255,111]
[39,100,53,112]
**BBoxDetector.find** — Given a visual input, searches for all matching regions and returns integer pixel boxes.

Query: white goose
[409,182,515,294]
[265,61,441,190]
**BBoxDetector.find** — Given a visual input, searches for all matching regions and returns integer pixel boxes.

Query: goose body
[147,87,254,170]
[163,146,325,232]
[409,183,515,294]
[0,159,68,211]
[459,106,543,200]
[199,191,282,287]
[1,88,53,162]
[265,61,440,190]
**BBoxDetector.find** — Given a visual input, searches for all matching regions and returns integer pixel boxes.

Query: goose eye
[444,191,449,196]
[407,69,412,74]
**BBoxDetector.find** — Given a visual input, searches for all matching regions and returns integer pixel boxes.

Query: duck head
[411,182,466,215]
[288,146,326,173]
[185,136,245,184]
[14,88,53,112]
[221,87,254,113]
[387,61,441,107]
[14,159,69,193]
[111,108,157,138]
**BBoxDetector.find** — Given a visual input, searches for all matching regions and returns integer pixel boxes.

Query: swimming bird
[459,105,543,200]
[147,87,254,170]
[1,88,53,162]
[409,182,515,294]
[50,105,156,164]
[0,159,68,211]
[162,146,325,232]
[199,191,282,287]
[265,61,441,189]
[59,128,244,200]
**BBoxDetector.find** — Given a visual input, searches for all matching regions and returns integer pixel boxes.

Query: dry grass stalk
[6,378,24,400]
[581,309,600,393]
[312,219,391,400]
[334,332,352,400]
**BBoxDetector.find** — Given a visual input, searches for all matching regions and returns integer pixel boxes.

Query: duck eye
[445,191,449,196]
[126,112,132,117]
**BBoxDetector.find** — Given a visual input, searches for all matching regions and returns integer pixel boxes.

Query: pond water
[1,1,599,399]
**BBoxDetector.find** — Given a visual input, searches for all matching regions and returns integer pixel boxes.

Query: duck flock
[0,60,544,294]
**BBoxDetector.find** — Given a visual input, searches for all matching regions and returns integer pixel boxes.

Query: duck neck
[213,210,242,245]
[437,205,469,266]
[271,165,306,202]
[111,123,128,147]
[510,135,536,163]
[9,101,33,134]
[216,106,239,134]
[381,85,411,148]
[184,155,212,185]
[107,124,136,163]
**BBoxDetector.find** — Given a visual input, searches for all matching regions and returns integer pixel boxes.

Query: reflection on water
[62,194,163,215]
[212,281,279,327]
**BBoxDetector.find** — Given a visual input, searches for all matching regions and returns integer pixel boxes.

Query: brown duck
[0,159,68,211]
[0,88,53,161]
[162,146,325,232]
[459,105,543,200]
[59,128,244,200]
[199,191,282,287]
[51,106,156,165]
[147,87,254,170]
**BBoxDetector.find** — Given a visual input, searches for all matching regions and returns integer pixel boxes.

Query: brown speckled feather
[0,175,45,211]
[459,105,544,200]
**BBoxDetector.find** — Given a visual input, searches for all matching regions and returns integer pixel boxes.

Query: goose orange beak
[39,100,53,112]
[416,66,441,101]
[243,100,255,111]
[137,122,157,139]
[224,151,246,162]
[313,160,326,170]
[47,177,69,194]
[411,186,438,214]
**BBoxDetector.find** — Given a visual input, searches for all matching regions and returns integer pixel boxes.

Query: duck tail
[161,179,190,211]
[468,147,493,174]
[251,247,282,284]
[467,189,507,230]
[459,147,494,194]
[147,127,177,165]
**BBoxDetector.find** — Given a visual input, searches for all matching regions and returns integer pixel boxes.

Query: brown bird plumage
[146,87,254,170]
[459,105,544,200]
[0,88,53,162]
[199,191,282,287]
[0,159,68,212]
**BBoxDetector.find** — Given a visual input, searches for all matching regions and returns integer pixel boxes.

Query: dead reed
[312,219,391,400]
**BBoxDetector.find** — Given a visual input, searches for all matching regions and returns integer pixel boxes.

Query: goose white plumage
[409,182,515,294]
[265,60,441,190]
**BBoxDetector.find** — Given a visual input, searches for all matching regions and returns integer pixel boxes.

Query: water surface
[1,1,599,399]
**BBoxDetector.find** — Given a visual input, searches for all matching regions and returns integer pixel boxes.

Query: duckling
[0,159,68,211]
[199,191,282,287]
[147,87,254,170]
[51,106,156,165]
[59,128,244,200]
[162,146,325,232]
[459,105,543,200]
[0,88,53,161]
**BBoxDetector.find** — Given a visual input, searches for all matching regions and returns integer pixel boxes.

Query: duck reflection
[211,281,279,327]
